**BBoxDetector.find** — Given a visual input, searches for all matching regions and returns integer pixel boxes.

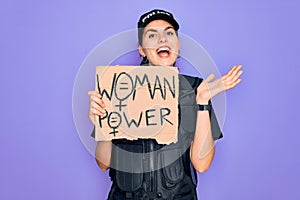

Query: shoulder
[179,74,203,89]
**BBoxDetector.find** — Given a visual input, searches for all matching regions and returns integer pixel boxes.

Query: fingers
[88,90,107,118]
[226,78,242,90]
[90,95,106,109]
[223,65,243,81]
[228,65,238,75]
[89,107,104,117]
[231,66,243,83]
[231,65,242,77]
[90,101,106,115]
[232,65,242,77]
[88,90,101,99]
[224,69,243,85]
[222,65,243,90]
[204,73,215,83]
[223,65,242,80]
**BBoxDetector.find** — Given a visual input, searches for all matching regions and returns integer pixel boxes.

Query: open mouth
[157,46,171,57]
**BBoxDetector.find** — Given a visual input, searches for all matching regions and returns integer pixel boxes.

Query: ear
[138,45,146,57]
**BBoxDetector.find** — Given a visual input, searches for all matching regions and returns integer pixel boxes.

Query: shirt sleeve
[182,74,223,141]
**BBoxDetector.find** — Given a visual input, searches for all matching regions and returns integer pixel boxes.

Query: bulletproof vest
[108,75,203,200]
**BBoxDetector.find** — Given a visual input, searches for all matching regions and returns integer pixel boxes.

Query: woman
[88,9,242,200]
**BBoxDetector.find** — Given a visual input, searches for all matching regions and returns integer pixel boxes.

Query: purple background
[1,0,299,199]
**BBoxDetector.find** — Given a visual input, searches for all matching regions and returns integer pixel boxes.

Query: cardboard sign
[94,66,179,144]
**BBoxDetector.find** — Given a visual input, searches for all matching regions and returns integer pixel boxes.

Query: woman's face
[139,20,180,66]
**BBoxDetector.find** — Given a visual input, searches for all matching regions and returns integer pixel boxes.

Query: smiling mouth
[157,46,171,57]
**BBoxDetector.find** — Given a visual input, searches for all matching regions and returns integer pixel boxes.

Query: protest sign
[94,66,179,144]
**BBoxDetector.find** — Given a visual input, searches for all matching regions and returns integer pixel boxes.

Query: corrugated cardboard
[94,66,179,144]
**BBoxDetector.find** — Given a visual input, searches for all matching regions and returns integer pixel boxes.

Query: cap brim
[140,14,179,30]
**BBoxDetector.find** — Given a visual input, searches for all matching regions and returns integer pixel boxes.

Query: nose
[159,32,167,43]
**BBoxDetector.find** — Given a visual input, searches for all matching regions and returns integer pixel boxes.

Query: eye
[166,31,174,36]
[148,33,157,39]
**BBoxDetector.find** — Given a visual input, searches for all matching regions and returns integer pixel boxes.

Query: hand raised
[196,65,243,104]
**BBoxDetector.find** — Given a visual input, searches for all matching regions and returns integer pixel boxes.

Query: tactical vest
[107,75,222,200]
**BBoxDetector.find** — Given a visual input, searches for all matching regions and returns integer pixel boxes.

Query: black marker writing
[97,73,117,100]
[107,112,122,136]
[100,108,173,135]
[97,70,177,136]
[96,73,176,101]
[145,109,157,126]
[123,112,143,128]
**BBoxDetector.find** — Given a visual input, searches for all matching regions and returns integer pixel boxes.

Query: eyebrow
[144,26,175,35]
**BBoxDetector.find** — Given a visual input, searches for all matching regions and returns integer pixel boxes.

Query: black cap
[138,9,179,30]
[138,9,179,45]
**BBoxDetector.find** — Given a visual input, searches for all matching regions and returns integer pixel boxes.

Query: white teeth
[157,47,170,52]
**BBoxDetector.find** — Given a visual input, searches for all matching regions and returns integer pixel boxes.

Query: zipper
[149,139,157,195]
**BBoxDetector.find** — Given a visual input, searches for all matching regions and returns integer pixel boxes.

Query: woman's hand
[196,65,243,104]
[88,91,107,125]
[88,91,111,171]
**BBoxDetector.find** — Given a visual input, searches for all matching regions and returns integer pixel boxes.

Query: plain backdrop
[1,0,299,199]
